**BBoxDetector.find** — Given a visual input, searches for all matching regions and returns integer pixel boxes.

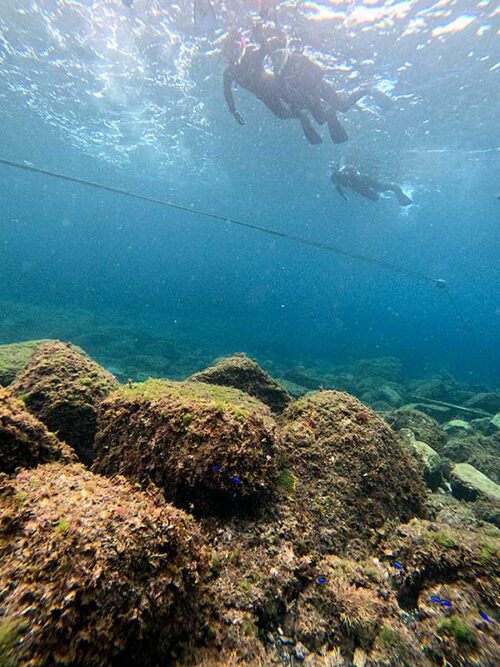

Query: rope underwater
[0,156,444,288]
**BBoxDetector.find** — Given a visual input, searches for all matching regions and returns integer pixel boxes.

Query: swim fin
[327,113,348,144]
[299,115,322,145]
[393,187,413,206]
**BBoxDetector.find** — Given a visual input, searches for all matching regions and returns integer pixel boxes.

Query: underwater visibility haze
[0,0,499,381]
[0,3,500,666]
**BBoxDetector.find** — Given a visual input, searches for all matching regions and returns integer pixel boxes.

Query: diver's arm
[223,70,245,125]
[335,184,348,201]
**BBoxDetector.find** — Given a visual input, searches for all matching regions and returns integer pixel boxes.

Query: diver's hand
[233,111,246,125]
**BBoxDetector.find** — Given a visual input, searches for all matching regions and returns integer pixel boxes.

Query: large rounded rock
[10,341,119,464]
[0,387,76,473]
[0,340,49,387]
[190,353,291,413]
[280,391,426,555]
[0,463,208,667]
[93,379,279,515]
[450,463,500,504]
[398,428,448,491]
[384,407,447,453]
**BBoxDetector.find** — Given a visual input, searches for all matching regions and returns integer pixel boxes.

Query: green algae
[277,468,299,497]
[0,618,24,667]
[427,530,458,549]
[479,541,498,564]
[0,340,50,387]
[182,412,193,427]
[438,617,475,645]
[116,379,267,418]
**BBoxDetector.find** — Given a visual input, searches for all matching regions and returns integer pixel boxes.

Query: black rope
[0,157,444,286]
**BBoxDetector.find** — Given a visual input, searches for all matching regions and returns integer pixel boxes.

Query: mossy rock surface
[450,463,500,503]
[0,387,76,473]
[280,391,426,555]
[0,340,50,387]
[10,341,119,465]
[442,432,500,485]
[190,353,291,413]
[0,463,208,667]
[398,429,448,491]
[93,379,279,515]
[384,407,447,452]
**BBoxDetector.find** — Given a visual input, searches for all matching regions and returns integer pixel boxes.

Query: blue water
[0,1,499,382]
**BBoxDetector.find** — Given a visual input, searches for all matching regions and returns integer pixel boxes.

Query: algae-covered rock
[398,429,448,491]
[10,341,119,465]
[0,463,208,667]
[464,392,500,415]
[384,407,447,452]
[190,353,291,413]
[450,463,500,503]
[349,356,402,382]
[93,379,279,514]
[443,419,472,437]
[382,518,499,608]
[442,432,500,484]
[280,391,425,555]
[0,340,49,386]
[0,387,76,473]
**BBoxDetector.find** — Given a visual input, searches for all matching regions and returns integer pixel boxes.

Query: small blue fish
[430,595,452,607]
[122,0,134,7]
[213,465,222,472]
[392,561,404,571]
[231,476,242,484]
[479,611,493,623]
[317,576,326,584]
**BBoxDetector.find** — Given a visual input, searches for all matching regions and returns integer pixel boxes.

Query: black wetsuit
[332,166,413,206]
[223,47,322,143]
[275,53,369,144]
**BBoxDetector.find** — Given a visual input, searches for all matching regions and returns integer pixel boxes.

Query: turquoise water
[0,1,499,382]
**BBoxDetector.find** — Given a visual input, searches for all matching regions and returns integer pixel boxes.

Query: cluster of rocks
[0,342,498,666]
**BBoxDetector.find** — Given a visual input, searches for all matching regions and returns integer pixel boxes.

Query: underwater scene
[0,1,499,665]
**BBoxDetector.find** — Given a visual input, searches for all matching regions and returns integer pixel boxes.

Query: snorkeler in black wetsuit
[331,165,413,206]
[267,35,391,144]
[222,30,322,144]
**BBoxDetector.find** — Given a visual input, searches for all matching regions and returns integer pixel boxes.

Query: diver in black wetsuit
[267,35,391,144]
[331,165,413,206]
[222,30,322,144]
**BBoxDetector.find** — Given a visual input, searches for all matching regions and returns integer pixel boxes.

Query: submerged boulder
[0,340,49,386]
[190,353,291,413]
[384,407,447,453]
[93,379,279,514]
[0,387,76,473]
[279,391,425,555]
[0,463,208,667]
[442,432,500,484]
[449,463,500,504]
[378,519,500,667]
[398,428,448,491]
[349,356,403,383]
[464,392,500,415]
[10,341,119,465]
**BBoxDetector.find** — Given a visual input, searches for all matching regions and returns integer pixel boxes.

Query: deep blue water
[0,1,499,382]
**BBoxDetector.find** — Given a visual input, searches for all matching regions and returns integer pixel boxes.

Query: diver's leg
[258,87,296,119]
[297,111,322,144]
[362,188,380,202]
[308,97,328,125]
[327,111,348,144]
[317,80,367,112]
